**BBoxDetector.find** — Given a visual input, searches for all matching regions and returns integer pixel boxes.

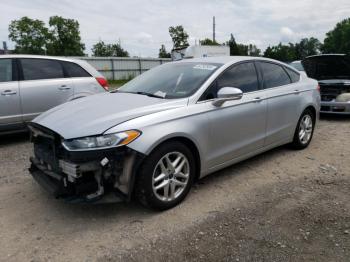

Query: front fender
[124,114,210,173]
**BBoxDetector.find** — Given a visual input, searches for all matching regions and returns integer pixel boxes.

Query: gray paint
[32,56,320,178]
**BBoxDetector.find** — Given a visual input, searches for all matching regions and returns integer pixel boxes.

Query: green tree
[226,34,249,55]
[169,25,189,49]
[264,37,321,62]
[8,16,49,54]
[158,44,171,58]
[322,18,350,54]
[247,44,261,56]
[46,16,85,56]
[200,38,220,46]
[91,40,129,57]
[295,37,321,59]
[227,34,239,55]
[263,43,297,62]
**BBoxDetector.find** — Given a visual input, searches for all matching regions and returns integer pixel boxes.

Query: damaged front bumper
[28,124,145,203]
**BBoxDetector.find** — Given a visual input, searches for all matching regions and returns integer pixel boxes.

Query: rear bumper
[320,101,350,114]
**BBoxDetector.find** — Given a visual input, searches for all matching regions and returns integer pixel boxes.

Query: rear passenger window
[285,67,300,83]
[217,62,258,93]
[260,62,291,88]
[62,61,91,77]
[21,59,64,80]
[0,59,12,82]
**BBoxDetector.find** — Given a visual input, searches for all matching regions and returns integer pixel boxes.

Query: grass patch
[108,79,130,90]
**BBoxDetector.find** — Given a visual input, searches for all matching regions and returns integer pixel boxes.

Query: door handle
[253,97,263,102]
[294,89,300,94]
[1,90,17,96]
[58,85,71,91]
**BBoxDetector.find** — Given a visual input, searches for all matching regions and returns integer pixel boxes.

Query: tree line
[7,16,350,62]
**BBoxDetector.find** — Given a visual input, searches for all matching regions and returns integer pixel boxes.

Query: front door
[199,62,267,169]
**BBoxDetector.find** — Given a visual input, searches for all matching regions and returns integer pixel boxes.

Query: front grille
[321,106,330,112]
[29,124,62,173]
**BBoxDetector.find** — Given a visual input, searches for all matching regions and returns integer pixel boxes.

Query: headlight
[62,130,141,151]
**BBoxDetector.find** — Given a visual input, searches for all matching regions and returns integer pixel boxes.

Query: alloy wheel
[152,152,190,202]
[299,114,313,144]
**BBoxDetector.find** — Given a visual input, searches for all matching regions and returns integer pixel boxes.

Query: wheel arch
[303,105,317,123]
[132,134,202,182]
[146,136,202,181]
[128,135,202,202]
[293,104,317,133]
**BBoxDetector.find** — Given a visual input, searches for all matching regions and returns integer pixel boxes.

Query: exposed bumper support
[321,101,350,114]
[29,148,145,204]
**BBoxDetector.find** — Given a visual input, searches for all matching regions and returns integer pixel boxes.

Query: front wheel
[135,141,195,210]
[290,109,315,149]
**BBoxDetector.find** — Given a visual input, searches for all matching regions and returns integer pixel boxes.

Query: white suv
[0,55,108,134]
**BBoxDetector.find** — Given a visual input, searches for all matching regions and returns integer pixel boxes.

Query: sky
[1,0,350,57]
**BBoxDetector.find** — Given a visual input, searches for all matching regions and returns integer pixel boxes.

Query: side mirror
[212,87,243,107]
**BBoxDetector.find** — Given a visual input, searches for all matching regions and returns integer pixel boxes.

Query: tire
[290,109,315,150]
[135,141,196,210]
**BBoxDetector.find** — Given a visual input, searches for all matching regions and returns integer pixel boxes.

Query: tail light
[96,77,109,91]
[316,84,320,92]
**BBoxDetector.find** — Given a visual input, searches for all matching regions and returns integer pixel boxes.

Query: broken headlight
[62,130,141,151]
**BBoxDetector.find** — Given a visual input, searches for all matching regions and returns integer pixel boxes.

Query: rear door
[19,58,74,122]
[257,61,301,146]
[61,61,103,97]
[0,58,22,130]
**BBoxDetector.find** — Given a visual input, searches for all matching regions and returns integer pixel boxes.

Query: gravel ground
[0,115,349,262]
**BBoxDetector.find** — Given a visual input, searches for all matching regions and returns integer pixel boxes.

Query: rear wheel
[135,141,195,210]
[291,109,315,149]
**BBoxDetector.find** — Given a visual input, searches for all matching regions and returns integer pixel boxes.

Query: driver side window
[200,62,259,101]
[217,62,259,93]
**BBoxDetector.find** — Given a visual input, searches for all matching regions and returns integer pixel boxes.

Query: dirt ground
[0,115,349,262]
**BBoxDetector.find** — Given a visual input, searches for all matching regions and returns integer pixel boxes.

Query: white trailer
[171,45,230,60]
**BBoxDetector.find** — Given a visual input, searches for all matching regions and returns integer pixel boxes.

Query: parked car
[302,54,350,114]
[28,56,320,210]
[289,60,305,72]
[0,55,108,134]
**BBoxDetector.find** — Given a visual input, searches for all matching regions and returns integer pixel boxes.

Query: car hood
[33,92,188,139]
[302,55,350,81]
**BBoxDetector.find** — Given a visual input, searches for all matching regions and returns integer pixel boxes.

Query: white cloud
[280,27,295,42]
[1,0,350,56]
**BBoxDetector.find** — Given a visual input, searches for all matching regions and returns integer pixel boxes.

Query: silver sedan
[28,56,320,210]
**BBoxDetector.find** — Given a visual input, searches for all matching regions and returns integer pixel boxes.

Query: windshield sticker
[193,64,217,71]
[154,91,167,98]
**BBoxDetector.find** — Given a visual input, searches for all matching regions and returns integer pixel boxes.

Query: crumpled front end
[28,123,144,203]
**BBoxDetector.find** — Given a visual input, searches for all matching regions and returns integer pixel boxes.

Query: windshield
[118,62,222,99]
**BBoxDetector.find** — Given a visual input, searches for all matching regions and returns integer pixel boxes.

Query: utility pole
[3,41,8,54]
[213,16,216,43]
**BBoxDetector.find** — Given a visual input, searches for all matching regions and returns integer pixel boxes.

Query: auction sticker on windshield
[193,64,217,71]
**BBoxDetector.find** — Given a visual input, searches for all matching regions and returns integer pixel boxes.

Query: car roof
[0,54,103,77]
[175,56,287,66]
[0,54,83,63]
